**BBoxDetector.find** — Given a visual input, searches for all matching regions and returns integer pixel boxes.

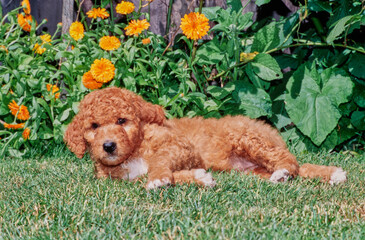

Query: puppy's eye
[91,123,99,129]
[117,118,127,125]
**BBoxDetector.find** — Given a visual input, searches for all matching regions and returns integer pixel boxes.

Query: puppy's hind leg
[235,135,299,183]
[173,169,216,187]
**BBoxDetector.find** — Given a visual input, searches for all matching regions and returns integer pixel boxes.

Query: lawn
[0,145,364,239]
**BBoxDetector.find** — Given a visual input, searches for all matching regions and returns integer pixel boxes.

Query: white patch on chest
[121,158,148,180]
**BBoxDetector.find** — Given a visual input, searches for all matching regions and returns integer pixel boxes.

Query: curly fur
[64,87,347,189]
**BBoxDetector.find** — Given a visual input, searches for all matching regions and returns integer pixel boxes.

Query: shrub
[0,0,364,157]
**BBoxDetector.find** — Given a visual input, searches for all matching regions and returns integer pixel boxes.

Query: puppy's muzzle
[103,141,116,154]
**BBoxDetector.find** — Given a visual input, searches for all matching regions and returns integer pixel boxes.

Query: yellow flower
[142,38,151,45]
[17,13,34,32]
[21,0,31,15]
[33,43,46,54]
[90,58,115,83]
[180,12,210,40]
[23,128,30,140]
[33,34,52,55]
[87,8,110,19]
[82,71,103,89]
[8,100,30,121]
[116,1,135,15]
[99,36,121,51]
[40,34,52,43]
[3,123,25,129]
[124,19,150,37]
[46,84,60,99]
[69,21,84,41]
[240,51,259,62]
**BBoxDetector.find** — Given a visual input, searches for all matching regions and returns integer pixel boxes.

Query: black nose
[103,141,116,153]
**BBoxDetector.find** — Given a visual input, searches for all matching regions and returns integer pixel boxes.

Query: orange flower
[21,0,31,15]
[8,100,30,120]
[99,36,121,51]
[116,1,135,15]
[0,45,8,53]
[3,123,25,129]
[87,8,110,19]
[180,12,210,40]
[82,71,103,89]
[69,21,84,41]
[46,84,60,99]
[124,19,150,37]
[17,13,34,32]
[57,22,63,27]
[90,58,115,83]
[23,128,30,140]
[142,38,151,45]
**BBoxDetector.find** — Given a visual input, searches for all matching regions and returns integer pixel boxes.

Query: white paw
[270,169,290,183]
[329,168,347,185]
[193,169,216,187]
[146,177,171,190]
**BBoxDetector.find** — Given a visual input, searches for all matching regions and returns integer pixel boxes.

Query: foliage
[0,0,365,157]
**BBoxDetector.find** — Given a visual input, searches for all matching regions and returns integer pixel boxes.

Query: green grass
[0,145,364,239]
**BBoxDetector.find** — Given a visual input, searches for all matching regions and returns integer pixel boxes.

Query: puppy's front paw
[193,169,216,187]
[270,169,290,183]
[329,168,347,185]
[146,177,171,190]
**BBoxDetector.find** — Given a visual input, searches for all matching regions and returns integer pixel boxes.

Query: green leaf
[255,0,271,7]
[207,86,230,100]
[227,0,242,12]
[59,108,72,122]
[326,16,353,43]
[233,81,272,118]
[250,53,283,81]
[196,38,224,66]
[285,64,353,146]
[201,7,220,20]
[252,22,284,52]
[348,53,365,79]
[351,111,365,130]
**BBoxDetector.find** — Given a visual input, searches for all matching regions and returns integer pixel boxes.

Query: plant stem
[137,0,143,15]
[165,0,174,36]
[266,40,365,55]
[109,0,114,31]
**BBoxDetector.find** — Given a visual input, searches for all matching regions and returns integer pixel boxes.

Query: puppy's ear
[64,113,86,158]
[120,89,165,125]
[135,97,166,125]
[134,98,166,125]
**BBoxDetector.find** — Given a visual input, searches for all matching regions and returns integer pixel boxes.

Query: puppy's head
[64,87,165,165]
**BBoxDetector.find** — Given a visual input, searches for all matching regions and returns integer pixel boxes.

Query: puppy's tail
[298,163,347,185]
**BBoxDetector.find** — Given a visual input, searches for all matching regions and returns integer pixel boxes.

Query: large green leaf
[348,53,365,79]
[233,81,272,118]
[250,53,282,81]
[351,111,365,130]
[285,64,353,146]
[252,22,284,52]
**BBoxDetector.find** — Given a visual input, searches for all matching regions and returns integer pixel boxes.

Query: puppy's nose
[103,141,116,153]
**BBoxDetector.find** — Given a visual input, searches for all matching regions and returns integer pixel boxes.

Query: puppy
[64,87,347,189]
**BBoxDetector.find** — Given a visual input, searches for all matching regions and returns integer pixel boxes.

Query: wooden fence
[1,0,298,37]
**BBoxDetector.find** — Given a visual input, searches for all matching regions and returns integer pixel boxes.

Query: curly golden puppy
[64,87,347,189]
